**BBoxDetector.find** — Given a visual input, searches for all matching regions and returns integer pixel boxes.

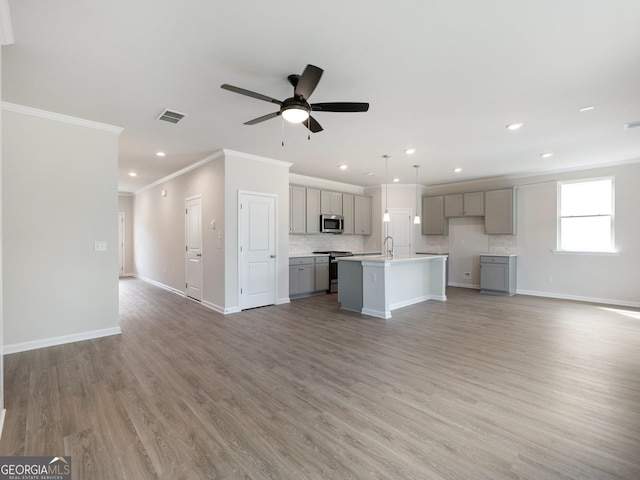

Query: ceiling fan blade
[311,102,369,112]
[244,111,281,125]
[294,64,323,100]
[304,115,323,133]
[221,84,283,105]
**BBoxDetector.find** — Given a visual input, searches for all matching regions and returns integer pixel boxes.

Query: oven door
[329,259,339,293]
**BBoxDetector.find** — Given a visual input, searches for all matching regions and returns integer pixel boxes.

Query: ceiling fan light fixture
[281,105,310,124]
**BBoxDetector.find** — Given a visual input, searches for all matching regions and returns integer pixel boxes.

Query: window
[558,177,615,253]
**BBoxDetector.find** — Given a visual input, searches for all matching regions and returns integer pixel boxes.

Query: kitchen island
[338,254,447,319]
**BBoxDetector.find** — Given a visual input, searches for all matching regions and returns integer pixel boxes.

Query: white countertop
[288,251,381,258]
[339,254,448,263]
[480,253,518,257]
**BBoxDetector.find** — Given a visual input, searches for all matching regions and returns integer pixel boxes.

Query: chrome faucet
[383,236,394,257]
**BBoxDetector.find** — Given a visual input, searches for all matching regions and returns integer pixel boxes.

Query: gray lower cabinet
[290,256,329,297]
[480,255,516,295]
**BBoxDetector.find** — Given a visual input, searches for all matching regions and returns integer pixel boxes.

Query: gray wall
[423,162,640,306]
[118,194,134,275]
[2,106,121,351]
[133,150,291,312]
[133,152,226,308]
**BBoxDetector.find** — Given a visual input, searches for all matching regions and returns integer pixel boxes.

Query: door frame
[237,190,278,309]
[386,207,413,255]
[118,212,125,277]
[185,194,203,301]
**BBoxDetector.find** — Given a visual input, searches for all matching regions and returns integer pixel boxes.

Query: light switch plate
[94,241,107,252]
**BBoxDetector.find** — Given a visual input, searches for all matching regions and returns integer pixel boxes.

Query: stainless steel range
[313,250,353,293]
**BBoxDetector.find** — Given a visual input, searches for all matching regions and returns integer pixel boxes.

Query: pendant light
[413,164,421,224]
[382,155,390,222]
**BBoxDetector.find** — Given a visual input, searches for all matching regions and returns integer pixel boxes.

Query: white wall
[118,194,134,275]
[423,162,640,306]
[2,105,122,352]
[224,151,290,309]
[364,184,430,254]
[134,152,226,308]
[133,149,291,312]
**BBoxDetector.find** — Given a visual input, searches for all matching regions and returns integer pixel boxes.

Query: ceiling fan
[220,64,369,133]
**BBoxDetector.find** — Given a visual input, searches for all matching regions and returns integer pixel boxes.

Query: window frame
[556,176,616,254]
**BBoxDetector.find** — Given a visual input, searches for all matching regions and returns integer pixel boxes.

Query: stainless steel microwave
[321,214,344,234]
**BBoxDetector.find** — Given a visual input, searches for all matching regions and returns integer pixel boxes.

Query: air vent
[624,120,640,130]
[157,109,187,124]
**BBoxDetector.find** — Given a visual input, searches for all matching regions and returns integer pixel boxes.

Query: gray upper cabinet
[320,190,343,215]
[306,188,321,234]
[444,192,484,217]
[289,185,306,234]
[342,193,354,234]
[463,191,484,216]
[354,195,372,235]
[485,188,516,234]
[444,194,463,217]
[422,195,448,235]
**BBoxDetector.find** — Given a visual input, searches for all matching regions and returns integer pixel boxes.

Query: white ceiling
[3,0,640,193]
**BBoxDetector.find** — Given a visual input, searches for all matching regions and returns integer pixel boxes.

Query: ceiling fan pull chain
[307,117,311,141]
[281,116,285,147]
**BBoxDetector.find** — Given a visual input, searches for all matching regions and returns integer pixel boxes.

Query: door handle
[196,253,202,257]
[270,254,276,258]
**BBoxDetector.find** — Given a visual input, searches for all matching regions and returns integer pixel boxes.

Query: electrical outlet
[547,276,553,284]
[464,272,471,278]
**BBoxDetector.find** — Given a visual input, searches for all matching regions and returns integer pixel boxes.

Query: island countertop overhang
[338,254,448,264]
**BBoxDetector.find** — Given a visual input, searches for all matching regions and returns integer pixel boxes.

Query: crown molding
[134,150,225,195]
[135,149,293,195]
[2,102,123,135]
[0,0,14,45]
[222,148,293,168]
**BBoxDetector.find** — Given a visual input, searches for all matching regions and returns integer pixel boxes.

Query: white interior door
[118,212,125,277]
[387,208,412,255]
[239,192,276,310]
[185,195,203,301]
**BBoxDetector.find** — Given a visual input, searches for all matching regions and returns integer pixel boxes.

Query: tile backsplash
[289,234,365,255]
[488,235,518,254]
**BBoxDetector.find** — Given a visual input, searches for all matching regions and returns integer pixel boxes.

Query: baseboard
[4,326,122,355]
[134,274,185,297]
[516,289,640,308]
[0,409,5,442]
[201,300,243,314]
[133,275,246,314]
[448,282,480,289]
[277,297,291,305]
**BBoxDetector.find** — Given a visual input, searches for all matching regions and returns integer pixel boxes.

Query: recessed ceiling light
[128,172,137,177]
[405,148,416,155]
[453,168,462,173]
[506,122,524,131]
[339,164,348,170]
[156,151,166,157]
[541,152,554,158]
[579,106,595,112]
[393,178,400,183]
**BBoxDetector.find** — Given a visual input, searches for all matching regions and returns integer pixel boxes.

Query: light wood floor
[2,278,640,479]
